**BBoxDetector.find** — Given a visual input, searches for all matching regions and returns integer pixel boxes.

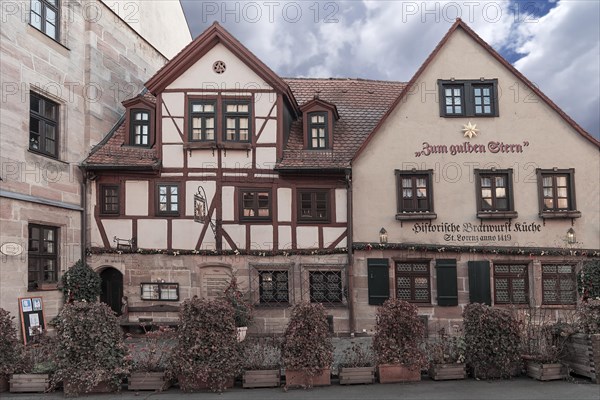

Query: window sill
[29,283,59,291]
[27,149,63,162]
[219,142,252,150]
[477,211,518,219]
[395,212,437,221]
[184,142,217,150]
[28,24,70,52]
[539,211,582,219]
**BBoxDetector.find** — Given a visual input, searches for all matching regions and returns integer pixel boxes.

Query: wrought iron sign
[194,186,216,236]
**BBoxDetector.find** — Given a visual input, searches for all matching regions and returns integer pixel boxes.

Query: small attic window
[123,96,155,147]
[308,112,328,149]
[130,109,150,146]
[300,98,338,151]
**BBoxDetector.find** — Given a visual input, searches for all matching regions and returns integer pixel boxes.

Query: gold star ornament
[462,121,479,139]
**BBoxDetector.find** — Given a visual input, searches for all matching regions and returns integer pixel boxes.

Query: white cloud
[513,1,600,137]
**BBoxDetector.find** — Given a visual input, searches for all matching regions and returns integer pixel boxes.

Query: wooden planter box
[177,374,234,392]
[526,362,567,381]
[285,368,330,388]
[0,376,8,392]
[128,371,170,391]
[339,367,375,385]
[378,364,421,383]
[243,370,280,388]
[561,333,600,383]
[9,374,50,393]
[429,364,466,381]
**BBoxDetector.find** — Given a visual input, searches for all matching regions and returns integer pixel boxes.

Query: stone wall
[0,0,168,322]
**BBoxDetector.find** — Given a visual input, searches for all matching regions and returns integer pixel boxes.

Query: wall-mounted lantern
[379,228,388,244]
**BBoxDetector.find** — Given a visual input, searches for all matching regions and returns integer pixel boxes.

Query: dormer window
[308,112,328,149]
[130,109,150,146]
[190,101,216,141]
[123,96,155,147]
[300,98,339,150]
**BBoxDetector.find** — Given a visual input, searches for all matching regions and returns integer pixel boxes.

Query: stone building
[83,19,599,335]
[0,0,190,323]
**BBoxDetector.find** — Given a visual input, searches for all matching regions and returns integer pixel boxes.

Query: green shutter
[468,261,491,305]
[368,258,389,305]
[436,259,458,306]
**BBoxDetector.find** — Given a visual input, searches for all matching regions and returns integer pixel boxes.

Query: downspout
[345,168,355,334]
[79,166,87,262]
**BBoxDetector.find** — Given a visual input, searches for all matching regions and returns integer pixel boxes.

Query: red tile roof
[278,78,406,170]
[82,123,159,169]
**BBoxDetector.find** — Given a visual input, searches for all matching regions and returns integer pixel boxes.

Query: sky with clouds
[180,0,599,139]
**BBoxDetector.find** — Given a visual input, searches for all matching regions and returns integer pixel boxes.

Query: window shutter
[468,261,491,305]
[436,259,458,306]
[368,258,389,305]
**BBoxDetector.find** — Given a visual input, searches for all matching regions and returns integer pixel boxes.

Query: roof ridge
[283,77,406,84]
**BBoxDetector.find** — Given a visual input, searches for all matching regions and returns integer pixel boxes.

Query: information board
[18,296,46,345]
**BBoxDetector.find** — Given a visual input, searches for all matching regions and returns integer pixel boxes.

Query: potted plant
[242,336,282,388]
[167,297,242,392]
[9,328,56,393]
[126,325,174,391]
[222,277,254,341]
[0,308,26,392]
[427,328,466,381]
[282,302,333,388]
[50,301,131,396]
[519,306,573,381]
[338,341,376,385]
[373,299,426,383]
[61,260,101,303]
[463,303,521,379]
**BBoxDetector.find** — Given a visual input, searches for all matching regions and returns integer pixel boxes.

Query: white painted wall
[172,219,201,249]
[137,220,168,248]
[167,43,273,91]
[277,188,292,222]
[296,226,319,249]
[125,181,149,216]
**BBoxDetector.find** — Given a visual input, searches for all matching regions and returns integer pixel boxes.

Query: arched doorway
[100,267,123,315]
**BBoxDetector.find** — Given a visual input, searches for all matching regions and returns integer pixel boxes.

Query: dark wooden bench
[120,304,180,334]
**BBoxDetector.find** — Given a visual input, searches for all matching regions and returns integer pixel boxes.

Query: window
[542,265,576,305]
[140,282,179,301]
[537,170,580,218]
[30,0,59,40]
[157,184,179,215]
[438,79,498,117]
[258,270,289,305]
[240,190,271,221]
[395,262,431,303]
[100,185,120,215]
[189,101,216,141]
[494,264,528,304]
[223,100,251,142]
[308,112,328,149]
[309,270,343,304]
[130,109,150,146]
[30,93,58,158]
[475,169,516,218]
[395,170,435,219]
[28,224,58,290]
[297,190,329,222]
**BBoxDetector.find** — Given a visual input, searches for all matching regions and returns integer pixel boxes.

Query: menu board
[18,297,46,345]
